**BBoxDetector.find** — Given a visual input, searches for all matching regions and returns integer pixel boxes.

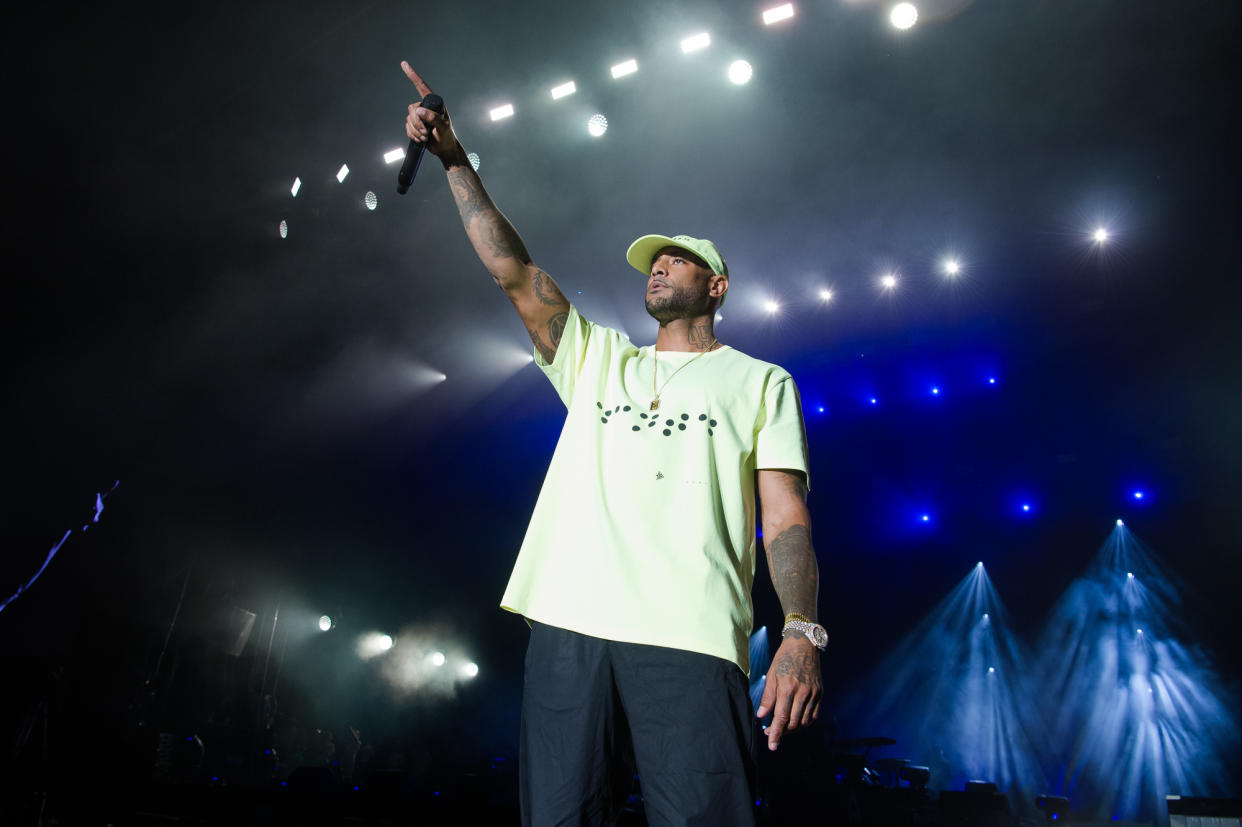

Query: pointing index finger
[400,61,434,97]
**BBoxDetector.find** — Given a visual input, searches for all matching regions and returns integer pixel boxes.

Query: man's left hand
[756,636,822,751]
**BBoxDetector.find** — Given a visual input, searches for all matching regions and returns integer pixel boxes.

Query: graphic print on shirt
[597,401,717,437]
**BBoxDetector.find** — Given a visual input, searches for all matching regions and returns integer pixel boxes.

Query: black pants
[520,622,758,827]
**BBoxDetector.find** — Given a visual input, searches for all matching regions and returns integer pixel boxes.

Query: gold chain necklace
[650,339,718,411]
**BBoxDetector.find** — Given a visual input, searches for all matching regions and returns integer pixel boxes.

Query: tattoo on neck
[687,323,716,351]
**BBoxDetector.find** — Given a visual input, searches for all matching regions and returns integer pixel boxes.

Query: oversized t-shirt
[500,305,810,674]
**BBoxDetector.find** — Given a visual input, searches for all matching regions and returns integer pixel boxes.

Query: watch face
[811,626,829,648]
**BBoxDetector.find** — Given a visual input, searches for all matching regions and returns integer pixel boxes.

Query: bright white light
[383,147,405,164]
[1127,572,1135,578]
[988,667,996,674]
[357,632,396,659]
[869,397,878,405]
[430,651,446,667]
[1116,518,1125,527]
[290,177,301,197]
[279,220,288,239]
[921,514,930,522]
[931,386,940,395]
[336,164,349,183]
[461,662,479,678]
[1133,490,1144,500]
[587,114,608,137]
[764,300,780,313]
[318,615,332,632]
[819,289,834,302]
[550,80,577,100]
[982,613,989,620]
[943,258,960,276]
[1093,227,1109,243]
[977,561,984,568]
[467,152,481,171]
[611,59,638,78]
[681,32,711,53]
[728,60,753,85]
[1022,504,1031,512]
[364,191,377,211]
[489,103,515,121]
[1137,628,1144,635]
[763,3,795,24]
[880,274,898,290]
[890,3,918,30]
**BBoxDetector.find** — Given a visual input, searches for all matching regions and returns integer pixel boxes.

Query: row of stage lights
[278,2,951,230]
[314,615,480,679]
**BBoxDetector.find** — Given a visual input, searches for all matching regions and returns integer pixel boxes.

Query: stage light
[318,615,332,632]
[988,667,995,673]
[728,60,753,85]
[587,114,608,137]
[1136,628,1143,635]
[1093,226,1109,243]
[681,32,711,53]
[336,164,349,183]
[880,273,898,290]
[431,651,446,666]
[890,3,918,29]
[379,634,393,650]
[1132,490,1144,500]
[715,313,723,322]
[461,662,479,678]
[764,300,780,313]
[364,191,377,211]
[1116,518,1124,527]
[982,613,989,620]
[817,406,825,413]
[921,514,930,522]
[467,152,481,171]
[1022,504,1031,512]
[763,3,795,24]
[357,632,395,659]
[291,177,301,197]
[279,220,288,239]
[819,289,834,302]
[489,103,515,121]
[384,147,405,164]
[869,397,878,405]
[1127,572,1134,579]
[943,258,960,276]
[550,80,576,100]
[977,562,983,568]
[988,377,997,385]
[611,59,638,78]
[931,386,940,395]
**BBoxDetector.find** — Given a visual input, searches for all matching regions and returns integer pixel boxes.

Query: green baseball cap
[626,234,730,307]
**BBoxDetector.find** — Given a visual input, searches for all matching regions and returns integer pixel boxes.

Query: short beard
[645,284,711,325]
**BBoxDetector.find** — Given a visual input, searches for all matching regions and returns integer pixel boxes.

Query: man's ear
[710,274,729,298]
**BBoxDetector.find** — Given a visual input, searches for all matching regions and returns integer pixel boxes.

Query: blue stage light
[1132,490,1145,500]
[817,406,825,414]
[920,514,930,522]
[1022,504,1031,513]
[931,386,940,395]
[869,397,878,405]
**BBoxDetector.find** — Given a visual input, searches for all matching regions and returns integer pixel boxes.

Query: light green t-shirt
[500,305,810,674]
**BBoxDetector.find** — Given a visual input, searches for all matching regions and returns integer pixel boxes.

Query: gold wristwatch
[782,612,828,650]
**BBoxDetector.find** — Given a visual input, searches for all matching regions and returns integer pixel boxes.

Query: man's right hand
[401,61,465,165]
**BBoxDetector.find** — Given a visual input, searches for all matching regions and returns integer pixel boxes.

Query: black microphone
[397,93,444,195]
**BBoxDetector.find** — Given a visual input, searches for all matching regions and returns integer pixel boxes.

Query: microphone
[397,93,444,195]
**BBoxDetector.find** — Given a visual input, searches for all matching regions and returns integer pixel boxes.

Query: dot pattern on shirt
[597,401,716,437]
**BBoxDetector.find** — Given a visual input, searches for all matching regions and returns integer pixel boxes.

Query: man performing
[402,62,826,826]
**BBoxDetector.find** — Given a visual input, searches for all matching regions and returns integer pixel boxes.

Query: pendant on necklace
[650,399,660,411]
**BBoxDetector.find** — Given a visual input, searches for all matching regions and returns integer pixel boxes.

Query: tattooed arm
[402,62,570,363]
[754,468,823,751]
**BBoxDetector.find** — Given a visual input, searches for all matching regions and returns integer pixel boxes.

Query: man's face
[644,246,723,324]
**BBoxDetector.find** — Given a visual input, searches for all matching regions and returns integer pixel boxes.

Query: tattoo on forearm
[447,168,532,265]
[687,322,716,351]
[767,523,818,620]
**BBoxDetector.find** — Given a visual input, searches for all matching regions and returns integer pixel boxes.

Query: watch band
[782,619,829,650]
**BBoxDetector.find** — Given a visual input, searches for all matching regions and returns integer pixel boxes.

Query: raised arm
[754,468,823,751]
[401,62,570,363]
